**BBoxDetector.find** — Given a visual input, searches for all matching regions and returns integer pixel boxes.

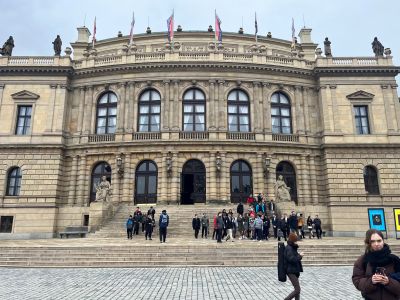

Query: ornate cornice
[0,66,73,76]
[314,66,400,76]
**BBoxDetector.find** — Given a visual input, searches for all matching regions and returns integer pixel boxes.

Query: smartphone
[375,267,386,276]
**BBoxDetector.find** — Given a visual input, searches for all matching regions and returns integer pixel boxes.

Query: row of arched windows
[4,163,381,201]
[96,89,292,134]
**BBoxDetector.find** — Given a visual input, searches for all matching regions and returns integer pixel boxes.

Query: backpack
[127,219,133,229]
[277,242,287,282]
[160,214,168,227]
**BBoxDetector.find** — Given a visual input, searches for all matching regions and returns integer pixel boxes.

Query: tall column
[172,81,180,130]
[303,87,311,134]
[329,85,341,133]
[299,155,310,205]
[295,86,305,134]
[217,80,225,130]
[130,82,137,133]
[382,85,395,132]
[77,87,86,134]
[159,152,168,202]
[122,153,131,202]
[262,83,271,133]
[67,155,78,205]
[46,84,57,132]
[116,83,127,133]
[162,80,170,130]
[309,155,319,205]
[254,153,264,194]
[77,155,87,206]
[123,83,130,133]
[170,152,179,203]
[391,85,400,132]
[219,152,228,202]
[83,86,93,135]
[208,80,216,130]
[318,86,332,133]
[209,152,217,201]
[252,82,261,132]
[0,84,5,123]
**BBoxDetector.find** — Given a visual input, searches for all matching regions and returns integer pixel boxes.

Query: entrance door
[135,160,158,204]
[180,159,206,204]
[230,160,253,203]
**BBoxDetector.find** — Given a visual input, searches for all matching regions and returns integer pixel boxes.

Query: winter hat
[288,232,298,243]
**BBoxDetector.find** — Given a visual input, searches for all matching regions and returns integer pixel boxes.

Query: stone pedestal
[89,201,115,233]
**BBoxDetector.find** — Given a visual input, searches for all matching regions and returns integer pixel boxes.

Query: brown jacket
[352,254,400,300]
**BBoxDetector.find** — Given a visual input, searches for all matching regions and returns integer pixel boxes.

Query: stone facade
[0,27,399,238]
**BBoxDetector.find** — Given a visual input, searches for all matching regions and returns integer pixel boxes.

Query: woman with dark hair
[352,229,400,300]
[284,232,304,300]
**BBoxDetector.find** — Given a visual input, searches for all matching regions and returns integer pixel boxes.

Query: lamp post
[116,154,124,178]
[263,154,271,178]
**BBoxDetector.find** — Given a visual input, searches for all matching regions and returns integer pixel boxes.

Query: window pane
[271,107,279,115]
[137,176,145,194]
[231,175,240,192]
[195,115,204,124]
[183,90,194,100]
[140,106,149,114]
[140,91,150,101]
[148,163,156,171]
[279,94,289,104]
[150,116,160,125]
[184,105,194,113]
[282,126,291,134]
[281,118,290,127]
[195,90,205,100]
[271,93,279,103]
[241,163,250,172]
[228,92,236,101]
[109,107,117,116]
[228,115,237,125]
[242,175,251,193]
[109,93,117,103]
[195,124,205,131]
[98,95,108,104]
[184,115,193,123]
[151,106,160,113]
[231,163,239,171]
[150,124,159,131]
[148,176,157,193]
[272,117,280,127]
[139,125,148,132]
[229,124,238,131]
[239,106,248,114]
[228,106,237,114]
[195,105,205,113]
[97,126,105,134]
[238,91,248,101]
[97,108,107,116]
[108,126,116,134]
[239,116,249,125]
[151,91,161,101]
[184,124,193,131]
[281,108,290,117]
[108,117,116,127]
[240,125,249,132]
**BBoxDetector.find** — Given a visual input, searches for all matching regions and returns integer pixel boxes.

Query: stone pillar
[381,85,395,132]
[208,80,216,130]
[309,155,319,205]
[170,152,179,203]
[208,152,217,201]
[162,80,170,130]
[77,155,87,206]
[318,86,332,133]
[391,85,400,132]
[303,88,311,134]
[172,81,180,130]
[329,85,341,133]
[116,83,127,133]
[252,82,261,132]
[77,87,86,134]
[83,86,93,135]
[254,153,264,194]
[219,152,229,202]
[262,83,271,133]
[299,155,310,205]
[122,83,130,133]
[130,82,137,133]
[122,153,131,202]
[159,152,167,202]
[0,84,5,124]
[217,80,226,130]
[46,84,57,132]
[67,155,79,205]
[295,86,305,134]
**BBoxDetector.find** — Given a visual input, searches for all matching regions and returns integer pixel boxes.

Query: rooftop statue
[52,35,62,56]
[324,37,332,57]
[0,36,14,56]
[372,37,384,56]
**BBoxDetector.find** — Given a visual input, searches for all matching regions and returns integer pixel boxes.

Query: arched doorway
[180,159,206,204]
[276,161,297,204]
[90,162,112,203]
[135,160,158,204]
[230,160,252,203]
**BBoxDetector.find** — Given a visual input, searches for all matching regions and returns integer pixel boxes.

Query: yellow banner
[394,209,400,231]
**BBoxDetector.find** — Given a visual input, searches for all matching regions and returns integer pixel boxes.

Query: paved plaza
[0,266,362,300]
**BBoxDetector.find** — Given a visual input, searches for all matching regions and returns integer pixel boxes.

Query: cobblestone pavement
[0,266,362,300]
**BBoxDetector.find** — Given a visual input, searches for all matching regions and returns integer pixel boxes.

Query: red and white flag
[291,17,296,48]
[167,10,174,42]
[215,11,222,43]
[129,12,135,46]
[92,17,97,48]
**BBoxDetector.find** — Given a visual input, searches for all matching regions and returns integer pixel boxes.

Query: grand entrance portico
[180,159,206,205]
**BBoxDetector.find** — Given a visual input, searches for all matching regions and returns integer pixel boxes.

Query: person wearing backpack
[192,214,201,239]
[145,214,154,240]
[254,214,263,241]
[159,210,169,243]
[201,213,209,238]
[284,233,304,300]
[126,215,134,239]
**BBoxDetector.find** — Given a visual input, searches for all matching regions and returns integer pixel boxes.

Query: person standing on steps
[145,214,154,240]
[216,212,224,243]
[126,215,134,239]
[192,214,201,239]
[314,215,322,239]
[201,213,209,238]
[159,210,169,243]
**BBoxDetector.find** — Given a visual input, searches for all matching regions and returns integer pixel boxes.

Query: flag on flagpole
[255,12,258,44]
[215,11,222,43]
[291,17,296,49]
[92,17,97,48]
[129,12,135,46]
[167,10,174,42]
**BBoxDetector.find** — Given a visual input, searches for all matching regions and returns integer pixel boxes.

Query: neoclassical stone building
[0,26,399,238]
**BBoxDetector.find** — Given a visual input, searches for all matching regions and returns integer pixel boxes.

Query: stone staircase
[91,203,237,238]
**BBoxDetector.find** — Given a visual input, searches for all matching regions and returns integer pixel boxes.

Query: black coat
[284,243,303,275]
[192,217,201,230]
[237,203,244,215]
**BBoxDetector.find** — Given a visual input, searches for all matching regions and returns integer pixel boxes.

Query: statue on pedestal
[0,36,14,56]
[95,176,112,202]
[52,35,62,56]
[324,37,332,57]
[372,37,384,57]
[274,175,291,202]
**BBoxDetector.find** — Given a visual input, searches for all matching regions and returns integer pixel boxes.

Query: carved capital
[329,85,337,89]
[49,84,58,89]
[381,85,389,89]
[209,80,216,85]
[163,80,170,85]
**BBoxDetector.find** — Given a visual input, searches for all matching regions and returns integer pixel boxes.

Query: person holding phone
[284,233,304,300]
[352,229,400,299]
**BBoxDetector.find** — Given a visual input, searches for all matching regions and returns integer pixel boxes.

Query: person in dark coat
[192,214,201,239]
[216,212,224,243]
[352,229,400,300]
[237,201,244,216]
[159,210,169,243]
[145,215,154,240]
[272,214,278,239]
[288,211,298,235]
[314,215,322,239]
[284,233,304,300]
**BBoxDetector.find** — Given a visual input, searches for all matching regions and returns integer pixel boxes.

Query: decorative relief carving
[182,45,207,52]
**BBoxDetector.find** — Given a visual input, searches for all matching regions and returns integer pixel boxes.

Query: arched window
[271,92,292,134]
[96,92,118,134]
[6,167,22,196]
[228,89,250,132]
[138,89,161,132]
[135,160,158,204]
[364,166,380,195]
[230,160,252,203]
[90,162,112,202]
[276,161,297,203]
[183,88,206,131]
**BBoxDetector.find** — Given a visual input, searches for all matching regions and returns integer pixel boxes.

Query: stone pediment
[346,90,374,100]
[11,90,40,100]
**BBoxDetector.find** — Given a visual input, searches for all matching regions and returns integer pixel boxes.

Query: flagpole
[255,12,258,45]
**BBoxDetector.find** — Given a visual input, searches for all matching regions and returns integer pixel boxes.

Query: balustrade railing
[226,132,256,140]
[88,134,115,143]
[132,132,161,140]
[272,134,299,142]
[179,131,209,140]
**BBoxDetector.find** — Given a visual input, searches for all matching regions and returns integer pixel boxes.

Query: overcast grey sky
[1,0,399,65]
